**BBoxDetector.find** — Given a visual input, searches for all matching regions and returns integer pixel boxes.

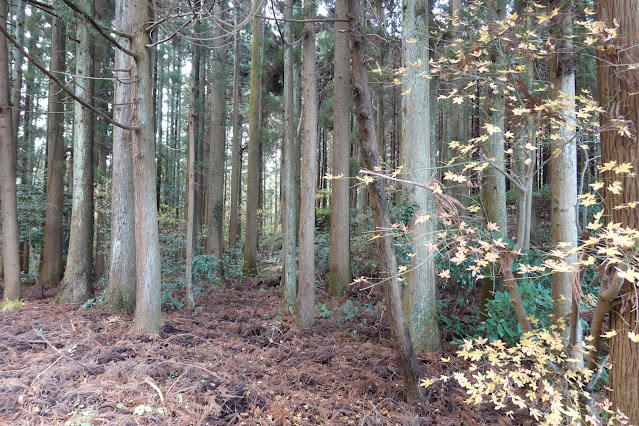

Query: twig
[144,377,165,404]
[31,355,64,386]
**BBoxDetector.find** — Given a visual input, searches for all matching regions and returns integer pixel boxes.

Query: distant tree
[55,0,95,304]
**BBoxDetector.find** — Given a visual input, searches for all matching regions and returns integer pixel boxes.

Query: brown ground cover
[0,279,529,425]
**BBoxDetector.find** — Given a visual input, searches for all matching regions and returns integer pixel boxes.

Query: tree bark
[597,0,639,421]
[349,0,423,402]
[400,0,442,352]
[0,0,20,301]
[297,8,318,328]
[40,10,66,287]
[548,0,578,343]
[205,1,226,277]
[56,0,95,304]
[328,0,352,297]
[185,44,199,310]
[243,4,262,276]
[103,0,136,315]
[228,13,242,249]
[280,0,298,308]
[130,0,162,335]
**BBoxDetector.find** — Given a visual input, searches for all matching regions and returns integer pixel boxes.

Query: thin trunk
[56,0,95,304]
[94,144,107,280]
[130,0,162,335]
[228,14,242,248]
[185,44,199,309]
[0,0,20,300]
[243,5,262,276]
[297,8,318,328]
[350,0,423,402]
[104,0,136,315]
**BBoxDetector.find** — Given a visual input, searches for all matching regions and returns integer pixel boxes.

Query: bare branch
[0,23,139,131]
[60,0,137,58]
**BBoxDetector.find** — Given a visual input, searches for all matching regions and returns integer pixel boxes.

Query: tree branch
[0,24,139,131]
[60,0,137,58]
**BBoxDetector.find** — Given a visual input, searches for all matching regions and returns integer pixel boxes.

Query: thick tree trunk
[349,0,423,402]
[243,5,262,276]
[400,0,442,352]
[130,0,162,335]
[597,0,639,421]
[280,0,298,308]
[205,1,226,276]
[548,0,578,343]
[328,0,352,296]
[0,0,20,301]
[104,0,136,315]
[481,0,508,237]
[40,11,66,287]
[56,0,95,304]
[297,12,318,328]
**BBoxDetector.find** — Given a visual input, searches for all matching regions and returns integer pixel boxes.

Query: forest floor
[0,278,533,425]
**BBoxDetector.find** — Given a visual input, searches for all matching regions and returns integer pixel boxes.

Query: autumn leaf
[438,269,451,279]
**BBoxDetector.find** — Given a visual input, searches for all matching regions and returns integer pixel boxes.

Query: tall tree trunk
[349,0,423,402]
[0,0,20,301]
[185,44,199,309]
[103,0,136,314]
[328,0,352,296]
[228,22,242,248]
[400,0,442,352]
[130,0,162,335]
[481,0,508,237]
[297,6,318,328]
[205,1,226,276]
[56,0,95,304]
[243,4,262,276]
[548,0,578,344]
[39,10,66,287]
[10,0,24,139]
[597,0,639,421]
[280,0,298,307]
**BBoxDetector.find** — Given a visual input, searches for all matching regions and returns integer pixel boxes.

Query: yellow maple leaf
[608,181,623,195]
[439,269,451,279]
[599,161,617,172]
[601,330,617,339]
[613,162,633,174]
[628,331,639,343]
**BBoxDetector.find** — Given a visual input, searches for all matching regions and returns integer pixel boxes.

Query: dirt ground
[0,278,529,425]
